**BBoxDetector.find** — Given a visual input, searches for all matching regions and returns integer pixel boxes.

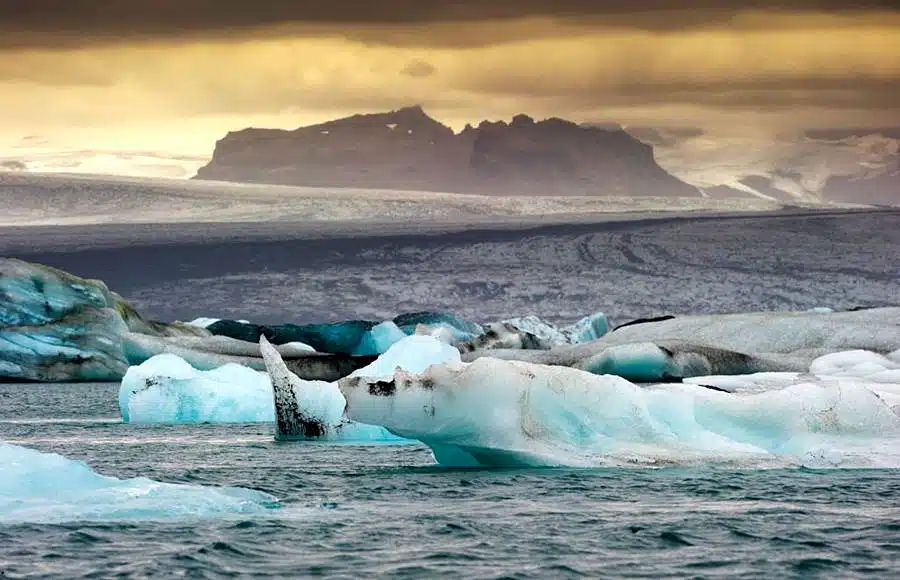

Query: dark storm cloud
[0,1,898,48]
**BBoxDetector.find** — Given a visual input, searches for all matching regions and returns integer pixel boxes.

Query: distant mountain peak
[195,108,700,198]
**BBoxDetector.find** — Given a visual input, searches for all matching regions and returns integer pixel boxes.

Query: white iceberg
[0,443,278,524]
[339,350,900,469]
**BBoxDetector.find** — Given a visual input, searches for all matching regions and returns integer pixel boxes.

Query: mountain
[625,126,900,206]
[808,129,900,206]
[194,106,701,197]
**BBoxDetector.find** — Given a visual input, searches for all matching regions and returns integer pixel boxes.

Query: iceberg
[457,322,553,353]
[260,337,403,441]
[463,308,900,381]
[0,258,209,382]
[339,350,900,469]
[119,354,274,424]
[563,311,610,343]
[599,308,900,356]
[0,443,278,524]
[350,333,462,379]
[393,311,483,341]
[119,333,461,429]
[503,312,609,346]
[352,321,406,355]
[501,316,569,346]
[262,334,460,441]
[0,307,131,382]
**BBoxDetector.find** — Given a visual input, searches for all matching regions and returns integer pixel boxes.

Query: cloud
[0,2,898,48]
[0,6,898,140]
[401,59,437,78]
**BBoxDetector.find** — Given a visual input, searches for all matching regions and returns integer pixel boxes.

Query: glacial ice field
[0,172,786,227]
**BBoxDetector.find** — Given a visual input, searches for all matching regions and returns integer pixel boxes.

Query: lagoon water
[2,383,900,578]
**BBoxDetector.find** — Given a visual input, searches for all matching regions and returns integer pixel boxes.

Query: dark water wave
[2,383,900,578]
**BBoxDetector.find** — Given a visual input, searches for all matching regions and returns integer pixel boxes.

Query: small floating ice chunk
[119,354,273,424]
[0,443,278,524]
[563,312,610,343]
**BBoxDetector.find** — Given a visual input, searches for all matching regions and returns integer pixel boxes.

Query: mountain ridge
[193,106,701,197]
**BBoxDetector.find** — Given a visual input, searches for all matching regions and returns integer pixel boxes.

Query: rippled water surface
[2,383,899,579]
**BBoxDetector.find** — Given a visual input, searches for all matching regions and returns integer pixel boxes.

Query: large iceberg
[119,354,274,424]
[0,258,209,382]
[600,308,900,354]
[261,334,460,441]
[339,350,900,469]
[0,443,278,524]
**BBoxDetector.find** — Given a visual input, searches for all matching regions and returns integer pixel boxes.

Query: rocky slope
[194,106,700,197]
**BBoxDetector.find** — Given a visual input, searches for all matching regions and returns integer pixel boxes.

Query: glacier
[260,334,459,441]
[338,349,900,469]
[0,443,279,524]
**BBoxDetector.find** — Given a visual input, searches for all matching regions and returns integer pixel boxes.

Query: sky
[0,1,898,156]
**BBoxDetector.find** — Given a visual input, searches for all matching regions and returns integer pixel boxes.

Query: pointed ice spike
[259,335,328,441]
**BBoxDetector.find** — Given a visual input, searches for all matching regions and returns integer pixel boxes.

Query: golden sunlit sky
[1,1,898,154]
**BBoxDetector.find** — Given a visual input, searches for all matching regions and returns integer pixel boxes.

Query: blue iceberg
[0,258,209,382]
[392,311,483,341]
[119,354,274,424]
[0,443,279,524]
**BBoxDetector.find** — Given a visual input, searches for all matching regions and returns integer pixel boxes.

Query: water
[2,383,899,578]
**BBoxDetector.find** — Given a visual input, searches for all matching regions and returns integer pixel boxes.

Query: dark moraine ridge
[1,209,898,326]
